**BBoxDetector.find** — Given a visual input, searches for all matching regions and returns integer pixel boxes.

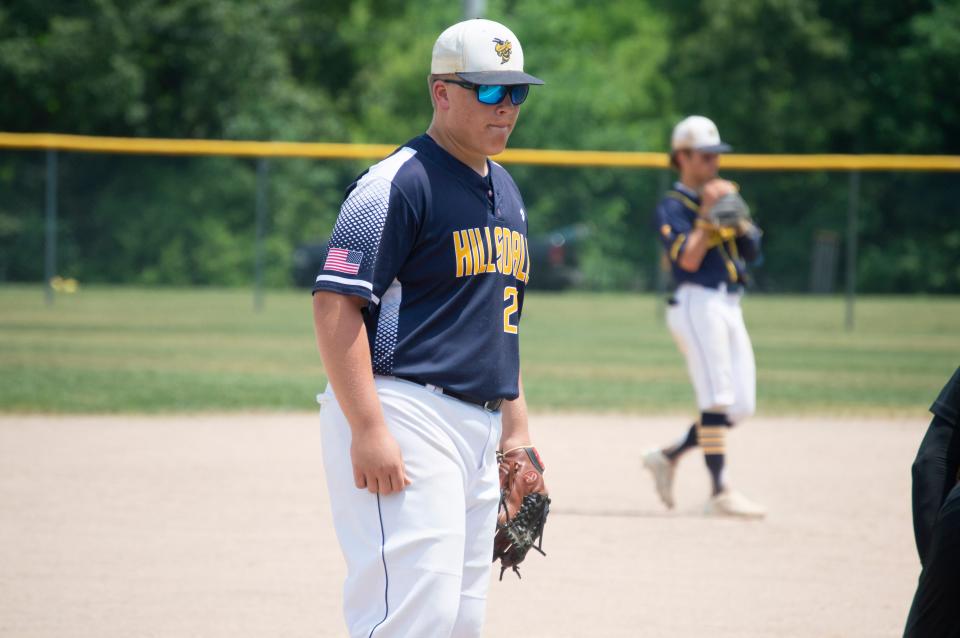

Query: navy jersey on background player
[312,134,530,401]
[654,182,762,288]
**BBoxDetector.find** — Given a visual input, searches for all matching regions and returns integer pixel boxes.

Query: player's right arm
[656,193,711,273]
[313,292,411,495]
[675,227,712,272]
[311,169,421,496]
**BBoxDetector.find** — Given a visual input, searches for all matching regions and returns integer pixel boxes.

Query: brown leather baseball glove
[492,446,550,580]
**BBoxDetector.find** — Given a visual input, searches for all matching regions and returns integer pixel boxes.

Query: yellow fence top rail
[1,132,959,171]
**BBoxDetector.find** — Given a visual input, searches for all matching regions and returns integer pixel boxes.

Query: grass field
[0,284,956,414]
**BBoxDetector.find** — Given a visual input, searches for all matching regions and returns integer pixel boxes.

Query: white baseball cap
[671,115,731,153]
[432,19,544,86]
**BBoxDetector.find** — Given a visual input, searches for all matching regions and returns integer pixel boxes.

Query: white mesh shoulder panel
[372,278,402,375]
[326,147,417,299]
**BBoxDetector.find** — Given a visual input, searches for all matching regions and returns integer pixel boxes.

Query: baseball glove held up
[706,191,751,228]
[492,446,550,580]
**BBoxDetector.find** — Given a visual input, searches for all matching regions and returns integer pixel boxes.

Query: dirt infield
[0,413,924,637]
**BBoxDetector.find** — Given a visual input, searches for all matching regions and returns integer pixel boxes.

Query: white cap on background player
[432,18,544,86]
[671,115,732,153]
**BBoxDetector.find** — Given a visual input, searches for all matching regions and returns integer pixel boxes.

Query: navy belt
[396,376,504,412]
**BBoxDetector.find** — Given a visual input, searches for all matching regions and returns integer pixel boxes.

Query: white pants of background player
[319,376,502,638]
[667,283,756,424]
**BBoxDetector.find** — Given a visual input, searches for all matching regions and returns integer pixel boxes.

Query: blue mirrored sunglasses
[441,79,530,105]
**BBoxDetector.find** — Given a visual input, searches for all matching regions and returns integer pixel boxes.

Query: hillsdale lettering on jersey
[452,226,530,281]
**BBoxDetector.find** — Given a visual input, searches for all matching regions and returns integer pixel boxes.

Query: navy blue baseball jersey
[312,134,530,401]
[654,182,761,288]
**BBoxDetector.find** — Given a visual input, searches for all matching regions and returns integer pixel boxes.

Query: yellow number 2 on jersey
[503,286,519,334]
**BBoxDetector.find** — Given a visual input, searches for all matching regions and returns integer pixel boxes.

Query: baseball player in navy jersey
[642,116,766,519]
[904,367,960,637]
[311,19,544,638]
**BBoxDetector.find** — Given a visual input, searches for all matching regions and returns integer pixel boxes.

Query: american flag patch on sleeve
[323,247,364,275]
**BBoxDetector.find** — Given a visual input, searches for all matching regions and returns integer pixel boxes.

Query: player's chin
[480,126,512,155]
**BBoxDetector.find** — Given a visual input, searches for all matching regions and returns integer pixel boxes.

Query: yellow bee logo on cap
[492,38,512,64]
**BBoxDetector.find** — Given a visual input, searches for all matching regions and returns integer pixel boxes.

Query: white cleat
[704,489,766,519]
[642,449,676,509]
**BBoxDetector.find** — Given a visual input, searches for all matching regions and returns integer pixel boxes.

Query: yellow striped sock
[698,425,726,455]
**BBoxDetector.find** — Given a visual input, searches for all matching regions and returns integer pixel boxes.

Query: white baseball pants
[318,377,502,638]
[666,283,757,423]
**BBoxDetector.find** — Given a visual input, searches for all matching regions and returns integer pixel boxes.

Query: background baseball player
[642,115,766,518]
[311,19,545,638]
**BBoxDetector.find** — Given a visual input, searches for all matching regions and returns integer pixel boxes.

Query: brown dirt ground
[0,413,924,637]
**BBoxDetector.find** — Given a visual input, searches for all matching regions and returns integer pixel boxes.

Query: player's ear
[431,77,451,111]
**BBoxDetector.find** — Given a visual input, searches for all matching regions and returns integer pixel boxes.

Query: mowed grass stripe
[1,333,319,362]
[2,367,319,412]
[1,285,957,414]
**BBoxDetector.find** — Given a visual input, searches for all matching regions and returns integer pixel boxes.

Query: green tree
[0,0,957,292]
[0,0,356,285]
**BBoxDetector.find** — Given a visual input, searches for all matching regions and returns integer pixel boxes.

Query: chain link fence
[2,134,958,329]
